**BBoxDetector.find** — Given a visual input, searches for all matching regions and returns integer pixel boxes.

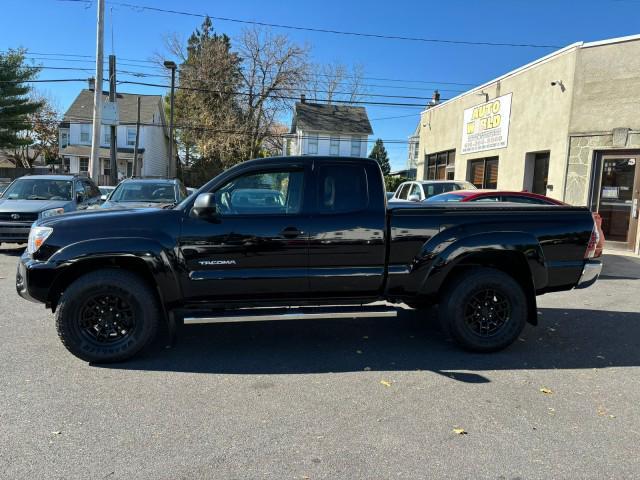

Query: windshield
[425,193,466,203]
[2,178,73,201]
[109,182,177,203]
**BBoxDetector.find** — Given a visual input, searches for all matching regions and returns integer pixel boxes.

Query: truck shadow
[101,307,640,383]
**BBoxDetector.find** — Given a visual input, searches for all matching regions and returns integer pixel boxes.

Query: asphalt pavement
[1,245,639,479]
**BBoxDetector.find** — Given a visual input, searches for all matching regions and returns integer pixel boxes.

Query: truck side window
[317,164,368,213]
[214,169,304,215]
[397,183,410,200]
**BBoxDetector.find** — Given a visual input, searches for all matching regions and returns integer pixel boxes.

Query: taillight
[585,227,597,259]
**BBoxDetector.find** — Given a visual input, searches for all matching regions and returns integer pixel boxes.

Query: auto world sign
[461,93,512,155]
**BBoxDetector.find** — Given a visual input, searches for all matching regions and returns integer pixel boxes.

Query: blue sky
[2,0,640,170]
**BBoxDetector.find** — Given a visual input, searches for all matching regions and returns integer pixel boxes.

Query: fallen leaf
[356,350,363,354]
[540,387,553,395]
[363,366,371,371]
[362,336,369,339]
[380,380,392,387]
[596,355,605,360]
[452,428,467,435]
[51,431,61,435]
[597,405,608,416]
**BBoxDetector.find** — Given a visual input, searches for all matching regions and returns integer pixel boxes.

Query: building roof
[63,89,165,125]
[290,102,373,135]
[421,33,640,115]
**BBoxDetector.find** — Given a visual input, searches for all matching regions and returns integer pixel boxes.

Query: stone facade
[565,132,640,205]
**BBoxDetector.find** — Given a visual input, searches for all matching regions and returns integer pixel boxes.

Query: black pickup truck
[17,157,602,362]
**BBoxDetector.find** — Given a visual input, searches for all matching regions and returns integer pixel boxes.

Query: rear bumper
[575,260,602,289]
[16,253,58,304]
[0,222,31,243]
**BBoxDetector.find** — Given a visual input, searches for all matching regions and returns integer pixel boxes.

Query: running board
[183,305,398,325]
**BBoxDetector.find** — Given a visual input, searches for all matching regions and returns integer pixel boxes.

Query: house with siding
[283,99,373,157]
[59,88,171,184]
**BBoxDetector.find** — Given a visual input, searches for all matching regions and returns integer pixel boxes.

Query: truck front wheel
[55,269,160,363]
[439,268,527,352]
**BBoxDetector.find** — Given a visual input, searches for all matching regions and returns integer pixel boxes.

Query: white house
[59,88,172,185]
[283,99,373,157]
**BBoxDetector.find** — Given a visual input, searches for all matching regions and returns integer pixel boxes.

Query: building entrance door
[596,153,639,250]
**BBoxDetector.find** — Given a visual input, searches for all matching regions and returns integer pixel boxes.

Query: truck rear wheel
[439,268,527,352]
[55,269,160,363]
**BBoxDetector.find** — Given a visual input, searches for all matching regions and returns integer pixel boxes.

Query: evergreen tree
[368,138,391,175]
[0,49,42,149]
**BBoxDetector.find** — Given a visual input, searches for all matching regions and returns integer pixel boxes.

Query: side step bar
[183,305,398,325]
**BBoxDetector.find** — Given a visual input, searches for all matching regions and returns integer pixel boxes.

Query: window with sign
[467,157,499,189]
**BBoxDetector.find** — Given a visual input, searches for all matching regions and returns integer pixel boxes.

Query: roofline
[422,33,640,115]
[421,41,583,114]
[582,32,640,48]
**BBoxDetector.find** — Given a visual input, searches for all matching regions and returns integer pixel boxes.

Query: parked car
[391,180,476,202]
[426,189,605,256]
[100,178,188,209]
[17,157,601,363]
[98,186,115,202]
[0,175,101,245]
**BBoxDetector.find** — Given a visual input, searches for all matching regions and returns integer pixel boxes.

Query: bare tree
[307,62,367,105]
[236,26,310,159]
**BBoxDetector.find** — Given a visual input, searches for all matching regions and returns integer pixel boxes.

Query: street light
[164,60,177,178]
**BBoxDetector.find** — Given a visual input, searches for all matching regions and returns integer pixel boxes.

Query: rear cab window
[317,164,368,213]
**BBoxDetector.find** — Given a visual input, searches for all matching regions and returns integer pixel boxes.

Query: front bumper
[16,253,58,304]
[0,221,32,243]
[575,259,602,289]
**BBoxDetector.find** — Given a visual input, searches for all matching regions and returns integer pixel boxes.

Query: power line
[118,79,430,107]
[87,1,562,49]
[8,49,479,88]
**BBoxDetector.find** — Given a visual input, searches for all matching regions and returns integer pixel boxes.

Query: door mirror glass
[191,193,218,218]
[408,194,421,202]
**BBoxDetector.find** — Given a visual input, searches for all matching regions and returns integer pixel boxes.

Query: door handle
[280,227,303,238]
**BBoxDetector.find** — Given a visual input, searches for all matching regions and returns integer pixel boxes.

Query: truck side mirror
[191,193,218,218]
[408,194,421,202]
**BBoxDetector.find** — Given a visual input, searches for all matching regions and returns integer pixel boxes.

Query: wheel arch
[417,232,546,326]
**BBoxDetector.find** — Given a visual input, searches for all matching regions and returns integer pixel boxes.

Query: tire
[55,269,160,363]
[438,267,527,352]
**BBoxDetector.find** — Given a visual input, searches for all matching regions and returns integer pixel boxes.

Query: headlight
[27,226,53,255]
[40,208,65,219]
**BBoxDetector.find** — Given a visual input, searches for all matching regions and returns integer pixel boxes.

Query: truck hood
[0,198,70,213]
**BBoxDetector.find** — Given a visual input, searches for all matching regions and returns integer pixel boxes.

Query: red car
[427,190,605,257]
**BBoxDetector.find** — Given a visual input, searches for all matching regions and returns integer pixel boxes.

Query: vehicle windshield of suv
[425,193,466,202]
[2,178,73,201]
[109,182,177,203]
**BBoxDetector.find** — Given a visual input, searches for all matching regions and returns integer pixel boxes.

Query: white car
[391,180,476,202]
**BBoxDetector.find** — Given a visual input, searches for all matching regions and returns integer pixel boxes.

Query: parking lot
[1,244,639,479]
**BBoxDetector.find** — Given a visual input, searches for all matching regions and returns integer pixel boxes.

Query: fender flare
[47,236,182,308]
[416,230,546,325]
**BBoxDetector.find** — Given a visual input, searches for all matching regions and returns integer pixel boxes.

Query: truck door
[178,162,311,302]
[307,161,387,298]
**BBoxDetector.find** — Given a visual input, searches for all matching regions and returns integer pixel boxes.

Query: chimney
[88,77,96,91]
[300,94,306,103]
[432,90,441,104]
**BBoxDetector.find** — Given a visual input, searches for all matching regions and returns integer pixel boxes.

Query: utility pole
[89,0,105,181]
[132,96,141,177]
[164,60,177,178]
[108,54,118,185]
